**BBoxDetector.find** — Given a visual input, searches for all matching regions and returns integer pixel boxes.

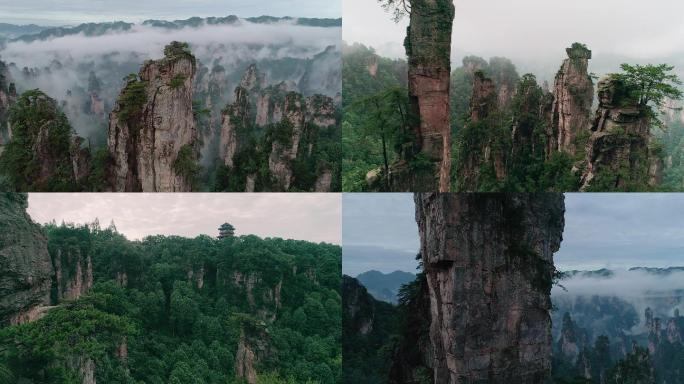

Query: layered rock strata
[580,77,652,190]
[108,41,198,192]
[0,193,52,325]
[402,0,455,192]
[414,193,564,383]
[549,43,594,156]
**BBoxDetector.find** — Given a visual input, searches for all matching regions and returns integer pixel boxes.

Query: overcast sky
[344,0,684,80]
[27,193,341,244]
[0,0,340,25]
[342,193,684,276]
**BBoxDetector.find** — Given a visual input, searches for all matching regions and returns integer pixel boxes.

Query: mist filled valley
[0,16,342,192]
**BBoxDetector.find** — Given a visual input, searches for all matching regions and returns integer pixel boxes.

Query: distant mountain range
[0,16,342,43]
[356,270,415,304]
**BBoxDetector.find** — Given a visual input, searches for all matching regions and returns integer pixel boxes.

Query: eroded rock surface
[403,0,455,192]
[580,77,652,190]
[219,65,337,191]
[0,193,52,325]
[415,193,564,383]
[549,44,594,156]
[108,41,198,192]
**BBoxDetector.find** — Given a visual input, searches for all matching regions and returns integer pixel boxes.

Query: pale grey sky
[342,193,684,275]
[344,0,684,79]
[27,193,341,244]
[0,0,340,25]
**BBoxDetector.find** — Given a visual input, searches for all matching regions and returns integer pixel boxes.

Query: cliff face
[549,44,594,156]
[0,193,53,325]
[219,65,263,169]
[580,77,651,190]
[219,65,337,191]
[459,71,505,190]
[0,61,16,151]
[268,92,307,190]
[404,0,455,192]
[51,245,93,301]
[342,275,376,336]
[414,193,564,383]
[108,41,198,192]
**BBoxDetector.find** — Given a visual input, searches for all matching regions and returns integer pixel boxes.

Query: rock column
[415,193,564,383]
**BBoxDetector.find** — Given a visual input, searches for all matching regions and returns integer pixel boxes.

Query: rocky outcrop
[219,65,337,191]
[235,332,258,384]
[414,193,564,383]
[549,43,594,156]
[217,64,268,169]
[268,92,306,190]
[469,71,497,123]
[580,76,651,191]
[342,275,375,336]
[231,271,281,320]
[51,246,93,301]
[0,60,16,150]
[0,193,53,325]
[458,71,506,190]
[557,313,581,363]
[108,41,198,192]
[403,0,455,192]
[512,76,552,160]
[3,90,91,189]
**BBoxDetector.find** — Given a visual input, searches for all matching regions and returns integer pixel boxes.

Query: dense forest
[0,200,341,383]
[342,42,684,192]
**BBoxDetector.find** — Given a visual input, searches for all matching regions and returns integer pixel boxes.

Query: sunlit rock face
[108,42,198,192]
[415,193,564,383]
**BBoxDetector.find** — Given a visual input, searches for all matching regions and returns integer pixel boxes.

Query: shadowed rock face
[549,44,594,157]
[414,193,564,383]
[580,77,652,190]
[0,193,52,326]
[0,60,16,151]
[219,65,337,191]
[108,41,198,192]
[404,0,455,192]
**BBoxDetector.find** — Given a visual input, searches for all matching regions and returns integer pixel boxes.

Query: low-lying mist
[552,268,684,337]
[0,18,341,144]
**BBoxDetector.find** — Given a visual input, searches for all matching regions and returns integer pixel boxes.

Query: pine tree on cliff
[379,0,455,192]
[0,90,88,191]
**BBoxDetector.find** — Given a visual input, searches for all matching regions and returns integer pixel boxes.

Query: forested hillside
[342,42,684,192]
[0,197,341,383]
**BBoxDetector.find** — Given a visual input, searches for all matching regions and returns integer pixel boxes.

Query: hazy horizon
[0,1,341,26]
[27,193,341,244]
[343,193,684,275]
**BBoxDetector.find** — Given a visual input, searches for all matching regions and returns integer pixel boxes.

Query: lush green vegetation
[173,144,201,189]
[0,222,341,383]
[341,43,408,191]
[0,90,80,191]
[342,42,684,191]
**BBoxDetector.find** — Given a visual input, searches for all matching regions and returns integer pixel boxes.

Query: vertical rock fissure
[415,193,565,383]
[404,0,455,192]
